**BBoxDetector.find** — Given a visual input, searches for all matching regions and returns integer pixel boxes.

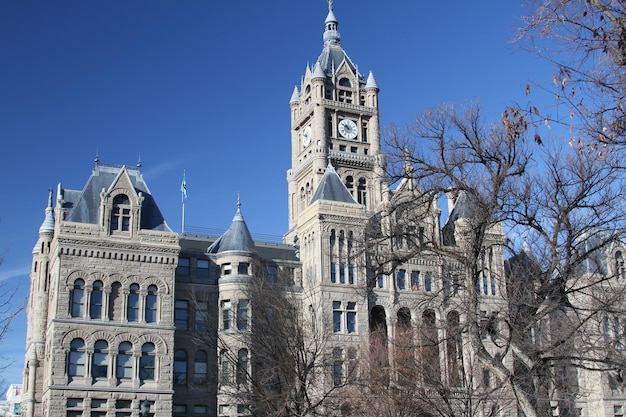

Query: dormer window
[110,194,131,232]
[337,77,353,103]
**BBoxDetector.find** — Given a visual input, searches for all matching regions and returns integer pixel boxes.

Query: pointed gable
[310,164,357,205]
[64,164,170,231]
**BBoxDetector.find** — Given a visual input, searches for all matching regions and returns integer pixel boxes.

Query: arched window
[194,350,208,384]
[174,349,187,385]
[110,194,131,233]
[92,339,108,379]
[617,251,625,279]
[447,311,464,386]
[338,77,352,87]
[396,307,413,384]
[357,178,367,205]
[68,338,85,379]
[422,310,440,383]
[145,285,158,323]
[71,279,85,318]
[345,176,354,196]
[109,282,122,320]
[237,349,249,386]
[90,280,103,319]
[237,300,250,331]
[116,342,133,381]
[140,343,156,382]
[127,283,140,322]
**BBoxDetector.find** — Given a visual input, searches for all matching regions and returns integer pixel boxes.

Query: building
[0,384,22,417]
[21,2,625,417]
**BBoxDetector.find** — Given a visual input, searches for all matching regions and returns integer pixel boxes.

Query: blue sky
[0,1,553,389]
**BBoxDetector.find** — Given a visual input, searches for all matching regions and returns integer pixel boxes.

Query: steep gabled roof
[310,163,357,205]
[63,163,170,231]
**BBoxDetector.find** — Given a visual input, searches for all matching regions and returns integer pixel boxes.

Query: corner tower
[286,1,386,239]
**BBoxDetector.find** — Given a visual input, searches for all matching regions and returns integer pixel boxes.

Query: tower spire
[324,0,340,45]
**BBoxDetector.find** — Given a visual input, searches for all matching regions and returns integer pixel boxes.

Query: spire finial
[137,153,142,169]
[328,0,333,11]
[47,187,53,208]
[237,194,241,210]
[94,149,100,166]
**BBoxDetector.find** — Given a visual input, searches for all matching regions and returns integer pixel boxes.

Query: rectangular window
[175,300,189,329]
[195,301,208,331]
[397,269,406,290]
[424,273,432,292]
[173,405,187,416]
[194,405,208,414]
[339,264,345,283]
[177,257,190,275]
[350,146,358,153]
[483,273,489,295]
[330,263,337,283]
[222,300,232,330]
[238,262,249,275]
[196,259,210,277]
[346,302,356,333]
[348,265,354,284]
[411,271,419,290]
[333,301,342,332]
[237,300,249,330]
[264,265,277,282]
[377,274,384,288]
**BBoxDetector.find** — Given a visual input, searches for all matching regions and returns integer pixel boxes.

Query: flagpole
[181,170,187,235]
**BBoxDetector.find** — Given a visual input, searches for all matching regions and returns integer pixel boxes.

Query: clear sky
[0,0,553,389]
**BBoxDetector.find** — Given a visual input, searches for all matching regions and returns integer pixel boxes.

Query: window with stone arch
[92,339,108,379]
[71,279,85,318]
[109,281,122,321]
[174,349,187,385]
[616,251,625,279]
[237,349,249,387]
[194,350,208,384]
[116,342,133,381]
[127,283,140,322]
[345,176,354,197]
[145,284,158,323]
[68,338,86,380]
[140,343,156,382]
[90,280,103,319]
[110,194,131,233]
[357,177,367,206]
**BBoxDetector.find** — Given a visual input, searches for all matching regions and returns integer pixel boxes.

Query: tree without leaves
[382,102,626,417]
[188,268,349,417]
[517,0,626,151]
[0,250,25,388]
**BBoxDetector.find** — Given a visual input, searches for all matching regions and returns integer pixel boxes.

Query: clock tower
[286,1,387,239]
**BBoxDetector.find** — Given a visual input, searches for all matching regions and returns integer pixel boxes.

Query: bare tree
[0,250,25,386]
[517,0,626,151]
[188,267,348,417]
[381,101,626,417]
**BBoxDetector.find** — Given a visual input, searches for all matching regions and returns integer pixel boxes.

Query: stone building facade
[21,2,625,417]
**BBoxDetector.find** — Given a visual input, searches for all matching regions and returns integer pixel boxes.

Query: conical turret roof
[207,200,256,255]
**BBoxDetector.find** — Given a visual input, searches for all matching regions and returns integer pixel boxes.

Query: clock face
[338,119,358,139]
[302,126,312,147]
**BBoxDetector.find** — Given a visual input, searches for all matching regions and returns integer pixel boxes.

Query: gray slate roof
[63,164,170,232]
[207,205,257,255]
[310,164,357,205]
